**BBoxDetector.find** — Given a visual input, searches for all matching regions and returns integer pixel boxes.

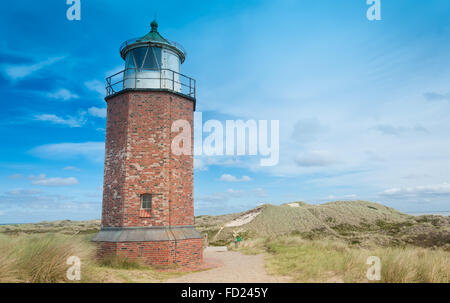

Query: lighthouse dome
[119,20,186,63]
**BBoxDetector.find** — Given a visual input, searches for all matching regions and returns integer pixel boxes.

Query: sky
[1,0,450,223]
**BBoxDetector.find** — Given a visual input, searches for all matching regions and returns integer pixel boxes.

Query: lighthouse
[93,20,203,266]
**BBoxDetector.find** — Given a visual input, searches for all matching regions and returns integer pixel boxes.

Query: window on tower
[141,194,152,209]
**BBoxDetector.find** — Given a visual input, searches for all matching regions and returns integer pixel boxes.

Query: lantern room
[106,20,195,98]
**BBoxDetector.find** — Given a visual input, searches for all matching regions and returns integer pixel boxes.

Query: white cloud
[2,56,65,80]
[6,188,41,195]
[29,174,78,187]
[252,187,267,198]
[34,113,86,128]
[294,151,338,167]
[30,142,105,162]
[220,174,252,182]
[194,158,207,171]
[88,107,107,118]
[423,92,450,102]
[46,88,79,100]
[196,188,245,203]
[8,173,24,179]
[291,118,326,143]
[380,183,450,198]
[319,194,357,201]
[63,166,80,171]
[371,124,429,136]
[85,80,105,97]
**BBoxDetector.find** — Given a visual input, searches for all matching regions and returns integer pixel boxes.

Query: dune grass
[234,236,450,283]
[97,254,147,270]
[0,233,189,283]
[0,233,93,282]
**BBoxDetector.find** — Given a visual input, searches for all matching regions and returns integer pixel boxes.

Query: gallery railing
[105,68,196,99]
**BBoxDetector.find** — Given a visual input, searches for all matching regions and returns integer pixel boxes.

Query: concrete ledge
[92,225,202,242]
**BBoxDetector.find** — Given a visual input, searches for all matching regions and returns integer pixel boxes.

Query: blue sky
[1,0,450,223]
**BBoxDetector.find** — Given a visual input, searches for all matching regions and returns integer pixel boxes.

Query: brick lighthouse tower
[93,20,203,266]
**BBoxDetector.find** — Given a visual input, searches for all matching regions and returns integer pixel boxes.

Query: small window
[141,194,152,209]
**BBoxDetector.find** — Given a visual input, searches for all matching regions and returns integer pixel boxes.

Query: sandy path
[166,247,291,283]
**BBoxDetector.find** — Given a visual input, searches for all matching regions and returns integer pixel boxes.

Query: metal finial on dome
[150,20,158,32]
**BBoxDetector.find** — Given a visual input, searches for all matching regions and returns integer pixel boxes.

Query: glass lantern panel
[142,47,162,71]
[132,47,148,71]
[125,52,136,69]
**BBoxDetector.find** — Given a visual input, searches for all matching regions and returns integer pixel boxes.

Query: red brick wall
[101,94,129,227]
[101,91,194,228]
[96,238,203,266]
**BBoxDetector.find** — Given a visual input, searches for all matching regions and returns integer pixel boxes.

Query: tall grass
[0,233,186,283]
[235,236,450,283]
[0,233,93,282]
[97,254,146,270]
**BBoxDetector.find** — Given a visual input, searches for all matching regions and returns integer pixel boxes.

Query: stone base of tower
[93,226,203,266]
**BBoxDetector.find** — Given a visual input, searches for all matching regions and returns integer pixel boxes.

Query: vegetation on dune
[0,233,93,282]
[202,201,450,249]
[0,233,185,283]
[233,236,450,283]
[0,220,100,235]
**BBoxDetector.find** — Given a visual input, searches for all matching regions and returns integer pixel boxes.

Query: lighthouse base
[93,226,203,266]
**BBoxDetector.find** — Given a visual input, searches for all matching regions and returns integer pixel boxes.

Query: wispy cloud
[63,166,80,171]
[252,187,267,198]
[6,188,41,195]
[85,80,105,97]
[371,124,429,136]
[194,158,208,171]
[220,174,252,182]
[88,107,106,118]
[30,142,105,162]
[46,88,79,100]
[29,174,78,186]
[380,183,450,198]
[291,118,326,143]
[318,194,357,201]
[2,56,65,80]
[34,112,86,128]
[196,188,245,203]
[423,92,450,102]
[294,151,338,167]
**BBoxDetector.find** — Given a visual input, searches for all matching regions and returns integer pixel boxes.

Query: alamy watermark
[366,256,381,281]
[66,0,81,21]
[366,0,381,21]
[66,256,81,281]
[171,112,279,166]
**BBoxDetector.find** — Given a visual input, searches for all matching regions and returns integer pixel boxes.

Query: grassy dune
[0,220,100,235]
[200,201,449,249]
[233,236,450,283]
